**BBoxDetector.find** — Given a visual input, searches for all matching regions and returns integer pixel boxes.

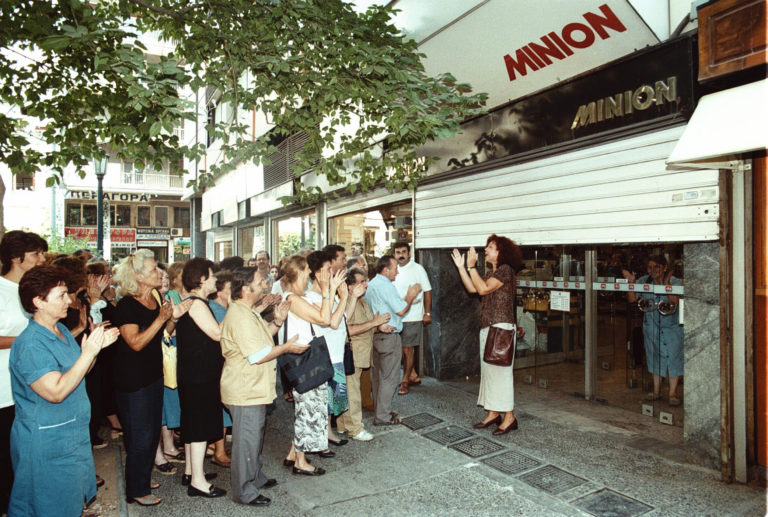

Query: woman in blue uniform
[623,255,683,405]
[8,265,118,516]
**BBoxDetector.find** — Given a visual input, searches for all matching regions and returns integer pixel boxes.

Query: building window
[173,206,190,227]
[238,200,250,220]
[327,201,412,262]
[155,206,169,227]
[276,211,316,258]
[238,224,264,260]
[137,206,151,227]
[14,173,34,190]
[263,130,316,189]
[111,205,131,227]
[122,161,144,185]
[82,205,97,226]
[67,205,82,226]
[215,241,232,261]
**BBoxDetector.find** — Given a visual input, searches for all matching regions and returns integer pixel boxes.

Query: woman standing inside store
[9,265,118,516]
[451,234,523,435]
[280,255,345,475]
[622,255,683,405]
[176,258,226,498]
[113,250,191,506]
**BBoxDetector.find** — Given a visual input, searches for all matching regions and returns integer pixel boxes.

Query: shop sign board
[137,240,168,247]
[67,190,154,202]
[420,37,696,175]
[420,1,658,110]
[65,227,136,243]
[136,228,170,240]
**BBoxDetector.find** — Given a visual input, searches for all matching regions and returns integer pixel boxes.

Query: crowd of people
[3,231,529,516]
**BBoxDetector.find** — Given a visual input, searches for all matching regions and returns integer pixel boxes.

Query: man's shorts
[399,321,423,348]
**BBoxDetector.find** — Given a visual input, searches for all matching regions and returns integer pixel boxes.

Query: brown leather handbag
[483,325,517,366]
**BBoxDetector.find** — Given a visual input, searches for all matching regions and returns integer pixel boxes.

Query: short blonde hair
[113,249,155,297]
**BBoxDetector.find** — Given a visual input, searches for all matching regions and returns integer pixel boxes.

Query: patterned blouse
[480,264,516,328]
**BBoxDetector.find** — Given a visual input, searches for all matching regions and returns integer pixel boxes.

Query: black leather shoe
[292,466,326,476]
[308,450,335,458]
[262,479,278,488]
[473,415,502,429]
[492,419,518,435]
[283,459,295,467]
[181,473,217,486]
[187,484,227,498]
[248,495,271,506]
[328,438,348,446]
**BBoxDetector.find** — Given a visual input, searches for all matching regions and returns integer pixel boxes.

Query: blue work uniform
[8,320,96,517]
[637,275,684,378]
[365,274,407,333]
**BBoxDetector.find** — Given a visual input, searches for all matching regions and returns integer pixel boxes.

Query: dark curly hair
[19,265,68,314]
[51,255,88,294]
[486,234,523,272]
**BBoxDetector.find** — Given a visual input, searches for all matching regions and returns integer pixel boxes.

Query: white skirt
[477,323,515,412]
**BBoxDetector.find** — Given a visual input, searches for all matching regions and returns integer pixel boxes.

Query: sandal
[151,481,160,489]
[409,377,422,385]
[397,382,409,395]
[164,450,185,463]
[129,494,162,506]
[153,462,177,475]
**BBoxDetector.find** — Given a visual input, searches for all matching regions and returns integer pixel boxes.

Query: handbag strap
[282,291,316,341]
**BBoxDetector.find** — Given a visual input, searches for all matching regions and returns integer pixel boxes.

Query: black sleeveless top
[175,296,223,385]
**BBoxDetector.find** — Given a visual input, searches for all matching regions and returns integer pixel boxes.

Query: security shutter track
[415,125,720,248]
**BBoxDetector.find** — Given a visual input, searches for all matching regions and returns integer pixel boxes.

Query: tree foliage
[1,0,487,205]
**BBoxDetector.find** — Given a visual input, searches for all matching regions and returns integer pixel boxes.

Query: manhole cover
[482,450,541,475]
[572,489,653,517]
[449,437,505,458]
[423,426,474,445]
[401,413,444,430]
[519,465,587,495]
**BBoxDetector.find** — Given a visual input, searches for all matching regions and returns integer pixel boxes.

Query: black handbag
[343,319,355,375]
[278,318,334,394]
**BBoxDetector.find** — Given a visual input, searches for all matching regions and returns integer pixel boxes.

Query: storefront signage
[425,37,696,175]
[136,228,170,240]
[65,227,136,243]
[504,4,627,82]
[572,77,677,129]
[67,190,154,202]
[137,240,167,247]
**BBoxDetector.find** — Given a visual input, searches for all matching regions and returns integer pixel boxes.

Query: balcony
[122,171,184,190]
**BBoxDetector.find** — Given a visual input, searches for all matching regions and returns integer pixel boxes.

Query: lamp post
[94,156,108,258]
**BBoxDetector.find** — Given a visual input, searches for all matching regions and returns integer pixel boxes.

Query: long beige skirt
[477,322,515,412]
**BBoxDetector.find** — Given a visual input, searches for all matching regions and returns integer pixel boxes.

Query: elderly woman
[175,258,226,498]
[8,265,118,516]
[280,254,345,475]
[112,250,191,506]
[451,234,523,435]
[622,255,683,405]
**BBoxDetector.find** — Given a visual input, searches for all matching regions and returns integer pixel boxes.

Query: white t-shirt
[0,276,31,408]
[393,260,432,323]
[304,291,347,364]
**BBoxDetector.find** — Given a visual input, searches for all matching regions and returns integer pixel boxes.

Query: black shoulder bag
[278,316,334,394]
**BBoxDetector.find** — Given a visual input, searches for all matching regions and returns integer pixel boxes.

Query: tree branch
[125,0,203,19]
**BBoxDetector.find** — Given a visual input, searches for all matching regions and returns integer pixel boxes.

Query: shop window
[14,173,34,190]
[111,205,131,227]
[82,205,97,226]
[173,206,190,227]
[215,241,233,261]
[155,206,169,227]
[238,225,264,260]
[327,201,412,267]
[137,206,151,227]
[276,211,316,259]
[66,205,82,226]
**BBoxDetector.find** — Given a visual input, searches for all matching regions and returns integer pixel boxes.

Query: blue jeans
[116,378,163,499]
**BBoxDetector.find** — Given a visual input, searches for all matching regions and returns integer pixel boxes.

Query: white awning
[667,79,768,168]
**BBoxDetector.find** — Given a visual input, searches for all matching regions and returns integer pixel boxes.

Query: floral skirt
[327,362,348,416]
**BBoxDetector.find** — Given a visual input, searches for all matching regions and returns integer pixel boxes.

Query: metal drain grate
[519,465,588,495]
[449,437,506,458]
[482,450,541,475]
[400,413,444,430]
[423,426,474,445]
[572,489,653,517]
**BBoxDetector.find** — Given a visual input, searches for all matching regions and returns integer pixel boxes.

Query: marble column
[682,242,721,470]
[419,249,484,379]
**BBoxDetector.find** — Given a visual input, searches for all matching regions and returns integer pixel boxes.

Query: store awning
[667,79,768,169]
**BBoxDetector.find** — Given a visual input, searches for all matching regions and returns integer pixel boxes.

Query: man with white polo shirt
[392,242,432,395]
[0,231,46,513]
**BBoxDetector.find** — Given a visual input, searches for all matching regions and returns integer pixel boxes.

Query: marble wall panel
[683,242,721,470]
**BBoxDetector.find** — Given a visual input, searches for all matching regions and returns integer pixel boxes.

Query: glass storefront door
[275,211,316,259]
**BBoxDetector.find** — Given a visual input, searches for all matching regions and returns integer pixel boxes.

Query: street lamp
[93,156,108,258]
